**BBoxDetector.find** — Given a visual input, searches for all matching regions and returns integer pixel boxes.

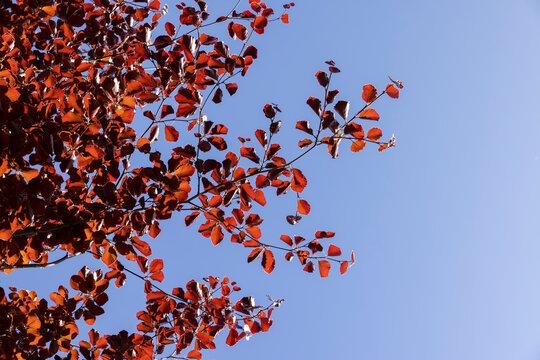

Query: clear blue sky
[3,1,540,359]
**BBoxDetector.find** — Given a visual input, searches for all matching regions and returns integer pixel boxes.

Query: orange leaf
[174,162,195,178]
[340,261,349,274]
[351,140,366,152]
[5,88,20,101]
[27,314,41,329]
[280,235,293,246]
[164,125,179,142]
[327,244,342,256]
[318,260,331,278]
[386,84,399,98]
[297,199,311,215]
[247,248,263,263]
[149,221,161,238]
[211,226,224,245]
[63,111,84,124]
[246,226,261,239]
[102,246,117,266]
[149,259,163,273]
[187,350,201,360]
[42,5,57,16]
[362,84,377,103]
[358,109,379,120]
[367,128,383,141]
[291,168,307,193]
[21,168,39,182]
[281,14,289,23]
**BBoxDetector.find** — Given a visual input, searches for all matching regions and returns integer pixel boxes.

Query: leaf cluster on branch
[0,0,403,359]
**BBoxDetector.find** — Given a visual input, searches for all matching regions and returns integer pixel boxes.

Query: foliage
[0,0,402,359]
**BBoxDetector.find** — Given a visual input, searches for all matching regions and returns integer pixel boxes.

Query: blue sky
[3,0,540,359]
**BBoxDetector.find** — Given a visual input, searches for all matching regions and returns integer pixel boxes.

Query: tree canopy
[0,0,402,359]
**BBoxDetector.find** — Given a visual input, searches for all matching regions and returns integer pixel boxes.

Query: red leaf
[253,16,268,33]
[255,129,267,147]
[248,248,263,263]
[211,226,224,245]
[318,260,331,278]
[232,23,248,40]
[165,22,175,37]
[263,104,276,118]
[297,199,311,215]
[315,231,335,239]
[367,128,383,141]
[150,271,164,282]
[340,261,349,274]
[306,97,321,115]
[327,244,342,256]
[291,168,307,193]
[164,125,179,142]
[280,235,293,246]
[296,121,313,135]
[176,103,198,118]
[262,249,275,274]
[226,328,240,346]
[334,100,349,120]
[226,83,238,95]
[149,259,163,273]
[281,13,289,23]
[298,139,313,148]
[303,261,314,273]
[149,221,161,238]
[240,147,260,163]
[212,88,223,103]
[160,104,174,118]
[386,84,399,98]
[358,109,380,120]
[362,84,377,103]
[246,226,262,239]
[315,71,329,87]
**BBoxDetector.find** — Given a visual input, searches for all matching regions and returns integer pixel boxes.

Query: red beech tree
[0,0,403,359]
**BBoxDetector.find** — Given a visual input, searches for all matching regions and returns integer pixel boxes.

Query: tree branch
[0,253,76,271]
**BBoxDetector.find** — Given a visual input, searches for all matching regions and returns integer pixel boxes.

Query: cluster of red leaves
[0,0,401,359]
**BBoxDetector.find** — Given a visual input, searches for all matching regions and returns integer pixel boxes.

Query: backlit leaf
[367,128,383,141]
[358,108,380,120]
[327,244,342,256]
[261,250,275,274]
[362,84,377,103]
[318,260,331,278]
[297,199,311,215]
[164,125,179,142]
[386,84,399,98]
[291,168,307,193]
